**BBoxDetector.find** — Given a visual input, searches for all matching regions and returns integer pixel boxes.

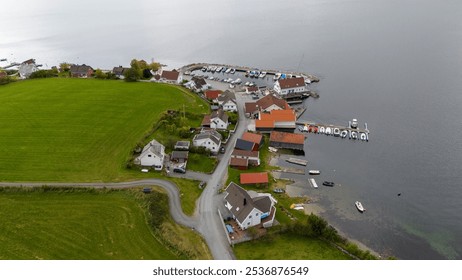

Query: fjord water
[1,0,462,259]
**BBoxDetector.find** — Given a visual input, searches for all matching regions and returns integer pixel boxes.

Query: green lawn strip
[234,232,352,260]
[186,153,216,173]
[0,79,208,182]
[168,178,203,216]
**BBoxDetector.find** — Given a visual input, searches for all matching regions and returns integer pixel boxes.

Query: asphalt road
[0,89,251,260]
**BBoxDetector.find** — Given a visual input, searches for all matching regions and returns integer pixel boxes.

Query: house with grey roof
[210,109,229,130]
[112,66,130,79]
[224,182,277,230]
[192,129,222,154]
[174,141,190,151]
[134,139,165,170]
[18,59,39,79]
[217,90,237,112]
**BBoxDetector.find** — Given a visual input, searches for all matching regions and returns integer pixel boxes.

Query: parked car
[173,167,186,174]
[220,146,226,154]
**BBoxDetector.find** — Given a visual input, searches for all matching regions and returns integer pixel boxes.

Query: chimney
[243,198,247,206]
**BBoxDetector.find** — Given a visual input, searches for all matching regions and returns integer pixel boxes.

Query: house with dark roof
[192,130,222,153]
[241,132,264,150]
[174,141,190,151]
[159,69,182,84]
[229,157,249,170]
[246,86,260,94]
[269,131,305,151]
[210,109,229,130]
[240,172,269,186]
[235,139,257,151]
[187,76,209,92]
[134,139,165,170]
[273,77,306,95]
[112,66,130,79]
[70,64,94,78]
[244,94,290,117]
[224,182,277,230]
[171,151,189,164]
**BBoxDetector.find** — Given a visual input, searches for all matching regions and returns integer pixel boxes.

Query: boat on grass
[355,201,365,212]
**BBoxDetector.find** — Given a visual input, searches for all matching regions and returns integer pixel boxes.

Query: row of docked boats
[245,70,267,79]
[201,65,236,74]
[299,124,369,141]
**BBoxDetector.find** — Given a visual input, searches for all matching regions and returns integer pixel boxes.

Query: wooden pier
[286,158,308,166]
[296,120,370,134]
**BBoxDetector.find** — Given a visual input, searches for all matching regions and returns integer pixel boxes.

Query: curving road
[0,88,251,260]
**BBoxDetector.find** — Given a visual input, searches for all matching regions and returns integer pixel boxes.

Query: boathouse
[269,131,305,151]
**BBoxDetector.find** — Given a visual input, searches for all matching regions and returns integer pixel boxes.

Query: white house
[224,182,277,230]
[210,109,229,130]
[273,77,306,95]
[192,130,222,153]
[222,98,237,112]
[134,139,165,170]
[18,59,38,79]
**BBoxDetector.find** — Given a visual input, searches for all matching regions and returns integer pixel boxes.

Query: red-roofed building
[205,90,222,101]
[230,157,248,170]
[255,109,296,133]
[269,131,305,151]
[240,172,269,186]
[241,132,264,150]
[274,77,306,95]
[160,69,182,84]
[245,94,290,117]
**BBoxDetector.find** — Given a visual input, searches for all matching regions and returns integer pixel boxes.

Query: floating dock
[297,120,370,141]
[273,168,305,175]
[286,158,308,166]
[309,178,319,189]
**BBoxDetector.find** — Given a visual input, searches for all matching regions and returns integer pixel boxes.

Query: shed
[240,172,269,185]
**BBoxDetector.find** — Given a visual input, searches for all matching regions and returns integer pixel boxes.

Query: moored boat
[325,127,332,135]
[340,130,348,138]
[360,133,367,141]
[225,68,231,74]
[351,131,358,139]
[322,181,334,187]
[309,170,321,175]
[312,126,318,133]
[273,73,282,80]
[230,68,236,74]
[259,71,267,78]
[319,126,325,134]
[333,127,340,137]
[355,201,365,212]
[351,118,358,129]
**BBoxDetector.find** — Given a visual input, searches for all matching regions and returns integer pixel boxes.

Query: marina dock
[286,158,308,166]
[273,168,305,175]
[297,119,370,141]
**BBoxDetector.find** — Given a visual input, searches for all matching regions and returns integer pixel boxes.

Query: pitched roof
[255,120,275,129]
[161,69,180,81]
[256,94,290,111]
[175,141,190,148]
[192,76,207,87]
[245,102,258,114]
[259,109,296,122]
[193,130,222,146]
[247,86,259,93]
[241,132,263,145]
[229,157,248,167]
[217,90,235,103]
[269,131,305,145]
[70,64,93,75]
[211,109,229,123]
[201,115,211,126]
[138,139,165,159]
[235,139,256,151]
[224,182,273,224]
[205,90,222,100]
[278,77,305,89]
[232,149,259,158]
[240,172,269,185]
[112,66,129,75]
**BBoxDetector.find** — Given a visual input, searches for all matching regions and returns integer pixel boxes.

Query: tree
[94,69,107,79]
[130,59,143,79]
[123,68,139,82]
[59,62,70,72]
[148,62,161,72]
[142,68,153,79]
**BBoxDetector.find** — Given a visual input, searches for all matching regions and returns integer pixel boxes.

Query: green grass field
[0,79,208,182]
[0,188,178,259]
[234,233,352,260]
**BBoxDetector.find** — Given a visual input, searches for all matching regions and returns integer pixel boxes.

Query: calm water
[2,0,462,259]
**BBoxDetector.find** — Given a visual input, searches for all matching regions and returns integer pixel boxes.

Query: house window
[256,213,259,216]
[249,215,252,219]
[247,222,250,225]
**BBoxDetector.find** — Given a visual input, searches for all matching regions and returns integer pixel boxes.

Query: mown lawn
[234,232,352,260]
[0,79,208,182]
[0,188,178,260]
[187,153,217,173]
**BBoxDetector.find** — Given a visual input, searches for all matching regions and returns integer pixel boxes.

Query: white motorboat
[273,73,282,80]
[244,81,250,86]
[225,68,231,74]
[355,201,365,212]
[340,130,348,138]
[210,66,217,72]
[319,126,325,134]
[259,71,267,78]
[216,66,223,72]
[309,170,321,175]
[333,127,340,137]
[351,131,358,139]
[325,127,332,135]
[351,118,358,129]
[234,78,242,84]
[230,68,236,74]
[360,133,367,141]
[201,67,207,72]
[303,125,309,132]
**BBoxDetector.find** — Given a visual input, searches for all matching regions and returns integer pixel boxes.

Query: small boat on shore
[355,201,365,212]
[309,178,318,189]
[309,170,320,175]
[268,147,278,153]
[322,181,334,187]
